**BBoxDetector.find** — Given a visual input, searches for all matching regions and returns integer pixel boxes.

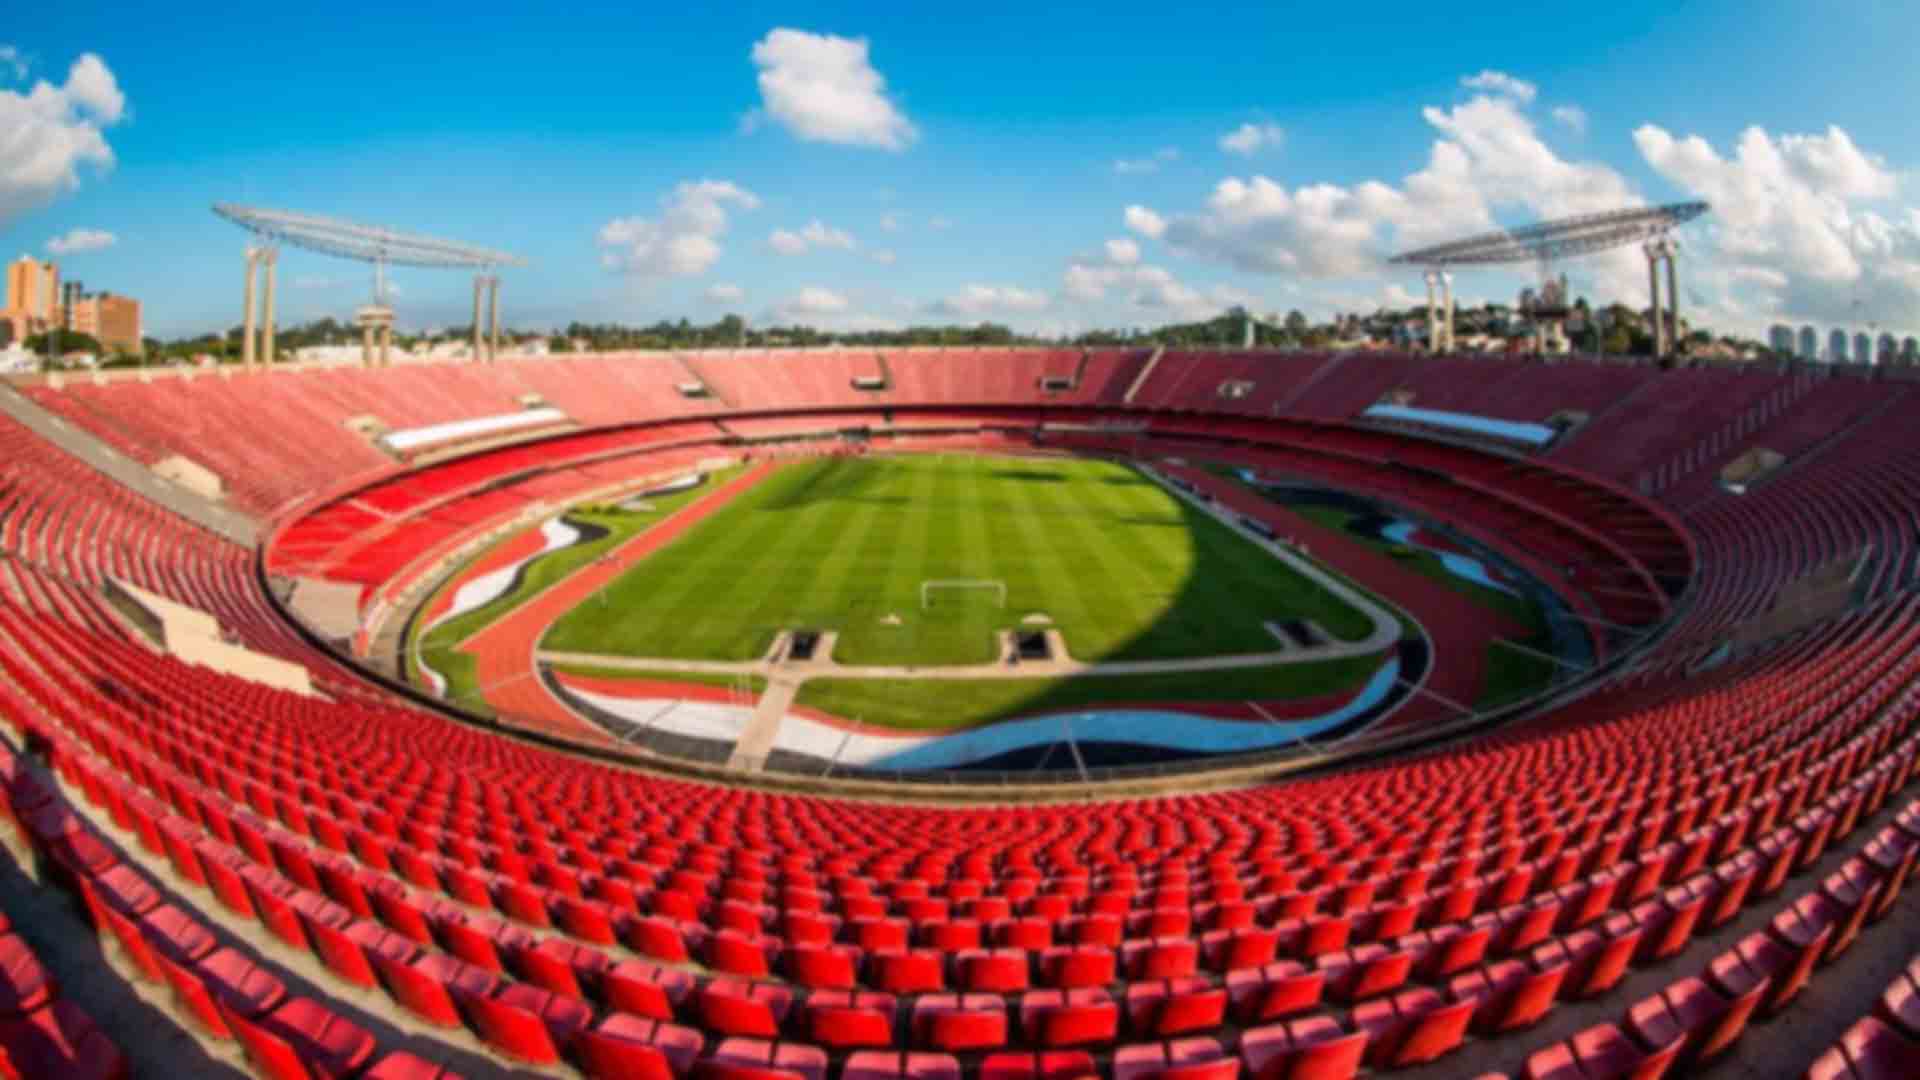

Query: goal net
[921,579,1007,611]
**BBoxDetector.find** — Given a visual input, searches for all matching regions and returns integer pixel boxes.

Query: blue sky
[6,1,1920,340]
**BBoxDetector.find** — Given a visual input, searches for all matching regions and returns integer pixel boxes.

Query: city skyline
[5,3,1920,342]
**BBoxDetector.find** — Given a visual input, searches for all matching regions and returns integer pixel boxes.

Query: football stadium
[4,10,1920,1080]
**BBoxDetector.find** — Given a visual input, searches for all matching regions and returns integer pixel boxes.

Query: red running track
[417,519,557,630]
[1165,464,1528,731]
[458,461,779,742]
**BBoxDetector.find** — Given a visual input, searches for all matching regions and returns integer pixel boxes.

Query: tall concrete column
[1440,271,1456,353]
[362,323,375,368]
[1424,271,1440,352]
[379,325,392,368]
[241,248,259,368]
[260,249,277,366]
[1645,243,1666,358]
[1665,249,1681,354]
[487,276,501,362]
[472,275,486,361]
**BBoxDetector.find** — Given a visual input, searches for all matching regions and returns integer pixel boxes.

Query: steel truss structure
[1388,202,1709,267]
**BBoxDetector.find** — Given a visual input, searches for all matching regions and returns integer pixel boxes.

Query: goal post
[921,579,1007,611]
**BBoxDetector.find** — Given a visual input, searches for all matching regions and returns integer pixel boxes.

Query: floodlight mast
[212,204,525,368]
[1388,201,1709,357]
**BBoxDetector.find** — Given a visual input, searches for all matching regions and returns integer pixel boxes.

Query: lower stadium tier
[0,350,1914,1078]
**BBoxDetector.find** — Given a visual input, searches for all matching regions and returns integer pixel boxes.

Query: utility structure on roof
[1390,201,1709,358]
[212,205,524,368]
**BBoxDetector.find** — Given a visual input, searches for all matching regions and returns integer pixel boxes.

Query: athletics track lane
[458,461,778,742]
[1166,465,1528,731]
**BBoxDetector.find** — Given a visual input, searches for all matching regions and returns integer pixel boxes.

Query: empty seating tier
[0,350,1915,1078]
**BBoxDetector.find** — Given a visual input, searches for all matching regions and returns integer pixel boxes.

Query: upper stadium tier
[0,347,1916,1079]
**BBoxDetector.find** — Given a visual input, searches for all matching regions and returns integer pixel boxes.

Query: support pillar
[361,323,374,368]
[1645,242,1666,358]
[472,275,486,361]
[1440,271,1456,353]
[1665,248,1681,354]
[260,248,277,366]
[379,325,391,367]
[241,248,259,368]
[1424,271,1441,352]
[487,276,501,362]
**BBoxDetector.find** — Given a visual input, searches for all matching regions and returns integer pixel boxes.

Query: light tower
[1392,202,1709,360]
[213,205,522,368]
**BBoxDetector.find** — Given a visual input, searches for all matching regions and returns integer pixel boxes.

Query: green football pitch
[541,453,1373,666]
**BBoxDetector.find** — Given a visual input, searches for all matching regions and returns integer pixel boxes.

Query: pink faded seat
[1020,988,1119,1048]
[197,946,288,1019]
[1124,978,1228,1037]
[1238,1014,1366,1080]
[1807,1016,1920,1080]
[696,1037,830,1080]
[1225,962,1324,1023]
[0,934,55,1016]
[912,993,1008,1052]
[1521,1021,1682,1080]
[977,1051,1096,1080]
[698,979,795,1039]
[1449,959,1568,1034]
[803,989,896,1048]
[0,998,128,1080]
[957,948,1030,992]
[572,1012,704,1080]
[1113,1038,1239,1080]
[842,1050,963,1080]
[219,995,376,1080]
[1625,975,1767,1068]
[1351,987,1474,1068]
[362,1051,466,1079]
[374,952,498,1028]
[602,958,695,1020]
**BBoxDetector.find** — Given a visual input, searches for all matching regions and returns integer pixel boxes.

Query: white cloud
[1461,70,1537,104]
[778,286,850,316]
[704,282,745,304]
[1150,89,1641,296]
[1219,122,1284,156]
[868,248,897,265]
[1551,105,1587,135]
[879,211,903,232]
[597,179,760,278]
[748,29,916,151]
[768,219,856,255]
[933,284,1051,316]
[1123,205,1167,239]
[1060,238,1236,321]
[1114,147,1180,175]
[64,54,124,123]
[927,216,954,231]
[46,227,114,254]
[0,52,127,224]
[1635,122,1920,331]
